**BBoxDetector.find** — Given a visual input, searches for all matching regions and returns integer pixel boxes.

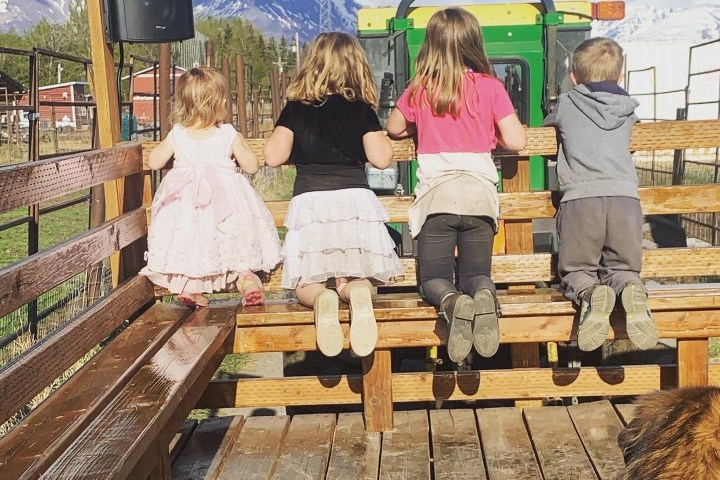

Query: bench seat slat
[0,207,148,319]
[0,275,155,428]
[40,302,237,480]
[0,143,142,215]
[233,309,720,353]
[0,298,190,479]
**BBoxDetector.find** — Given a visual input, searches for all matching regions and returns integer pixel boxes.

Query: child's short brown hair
[572,37,624,84]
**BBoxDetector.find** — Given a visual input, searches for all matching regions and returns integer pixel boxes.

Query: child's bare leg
[237,270,265,306]
[338,278,376,357]
[178,291,209,308]
[297,281,343,356]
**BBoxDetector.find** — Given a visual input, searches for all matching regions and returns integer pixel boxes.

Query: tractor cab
[358,1,625,255]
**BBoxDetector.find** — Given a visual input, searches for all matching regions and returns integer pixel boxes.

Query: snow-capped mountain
[0,0,73,32]
[593,4,720,44]
[192,0,360,41]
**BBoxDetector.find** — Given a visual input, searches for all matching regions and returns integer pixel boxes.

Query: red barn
[38,81,92,129]
[126,65,186,127]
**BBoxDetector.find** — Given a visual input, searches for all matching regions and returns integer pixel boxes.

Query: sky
[356,0,715,7]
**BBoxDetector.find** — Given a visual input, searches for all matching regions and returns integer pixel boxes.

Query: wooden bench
[0,119,717,478]
[0,145,237,479]
[172,119,720,432]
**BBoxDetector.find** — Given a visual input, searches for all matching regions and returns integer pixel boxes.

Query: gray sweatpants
[557,196,645,305]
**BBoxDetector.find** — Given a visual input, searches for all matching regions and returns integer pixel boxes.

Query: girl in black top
[264,32,403,358]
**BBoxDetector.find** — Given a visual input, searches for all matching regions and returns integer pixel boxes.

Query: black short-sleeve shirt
[275,95,382,197]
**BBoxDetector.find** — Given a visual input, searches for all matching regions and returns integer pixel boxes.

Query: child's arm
[231,134,260,174]
[386,108,417,139]
[147,137,174,170]
[263,126,293,168]
[496,113,527,152]
[363,131,394,170]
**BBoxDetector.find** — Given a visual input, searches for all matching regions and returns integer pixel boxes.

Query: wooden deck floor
[170,400,636,479]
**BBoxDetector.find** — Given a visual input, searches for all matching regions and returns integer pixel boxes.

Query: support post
[205,41,215,69]
[235,54,247,137]
[221,57,233,124]
[678,338,709,387]
[158,43,171,140]
[362,350,394,432]
[252,90,260,138]
[501,155,543,408]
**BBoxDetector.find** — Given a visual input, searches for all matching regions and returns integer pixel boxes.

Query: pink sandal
[237,271,265,306]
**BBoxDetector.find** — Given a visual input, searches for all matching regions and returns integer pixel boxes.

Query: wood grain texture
[233,309,720,353]
[0,143,141,215]
[476,408,543,480]
[0,207,148,318]
[40,303,237,479]
[326,412,381,480]
[677,338,709,387]
[0,300,189,480]
[379,410,431,480]
[216,415,290,480]
[524,407,598,479]
[171,415,245,480]
[195,365,678,409]
[430,409,486,480]
[613,404,638,426]
[567,401,626,480]
[272,414,336,480]
[142,120,720,169]
[234,287,720,326]
[0,275,154,429]
[362,350,394,432]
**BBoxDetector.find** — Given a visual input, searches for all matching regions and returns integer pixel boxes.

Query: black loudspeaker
[104,0,195,43]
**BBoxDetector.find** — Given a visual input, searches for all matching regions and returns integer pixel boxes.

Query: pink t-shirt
[396,73,516,154]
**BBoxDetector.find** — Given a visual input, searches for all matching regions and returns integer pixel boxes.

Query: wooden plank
[524,406,597,479]
[197,366,677,409]
[379,410,431,480]
[0,301,190,479]
[567,401,626,480]
[234,287,720,326]
[362,349,394,432]
[216,415,291,480]
[142,120,720,170]
[0,143,142,215]
[240,246,720,293]
[169,420,198,465]
[272,414,336,480]
[0,207,147,318]
[677,338,709,387]
[147,452,171,480]
[613,404,637,426]
[430,409,486,480]
[172,415,245,479]
[0,275,154,428]
[477,407,542,479]
[233,309,720,352]
[326,412,381,480]
[40,303,237,479]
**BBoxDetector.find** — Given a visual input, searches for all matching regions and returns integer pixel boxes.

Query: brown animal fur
[618,387,720,480]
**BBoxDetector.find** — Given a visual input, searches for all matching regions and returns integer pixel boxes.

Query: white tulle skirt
[280,188,404,289]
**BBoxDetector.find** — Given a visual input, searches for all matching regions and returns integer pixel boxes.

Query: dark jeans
[557,196,645,305]
[417,214,496,308]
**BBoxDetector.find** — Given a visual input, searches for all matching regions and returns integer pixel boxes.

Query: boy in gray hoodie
[543,37,658,352]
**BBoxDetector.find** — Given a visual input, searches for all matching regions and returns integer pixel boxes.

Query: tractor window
[492,60,529,124]
[359,34,407,128]
[556,29,591,94]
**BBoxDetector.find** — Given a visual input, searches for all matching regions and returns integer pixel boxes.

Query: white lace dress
[140,124,281,294]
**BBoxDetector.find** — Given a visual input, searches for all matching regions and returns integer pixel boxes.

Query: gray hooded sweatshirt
[543,83,640,202]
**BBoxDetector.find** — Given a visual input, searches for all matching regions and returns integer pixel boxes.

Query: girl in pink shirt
[387,7,526,363]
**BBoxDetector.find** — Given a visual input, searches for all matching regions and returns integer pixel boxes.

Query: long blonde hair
[170,66,228,128]
[408,8,493,118]
[286,32,379,108]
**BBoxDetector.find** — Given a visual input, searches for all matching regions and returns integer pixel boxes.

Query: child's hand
[232,134,260,174]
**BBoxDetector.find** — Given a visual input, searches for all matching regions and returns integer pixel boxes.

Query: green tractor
[359,0,625,256]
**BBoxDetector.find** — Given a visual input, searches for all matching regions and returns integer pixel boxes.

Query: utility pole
[318,0,331,33]
[57,62,63,84]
